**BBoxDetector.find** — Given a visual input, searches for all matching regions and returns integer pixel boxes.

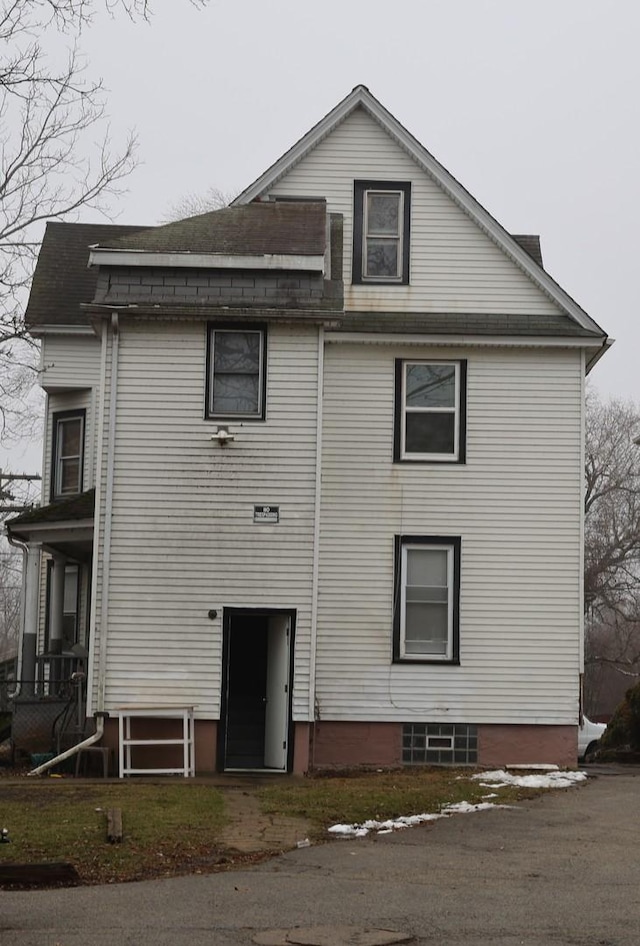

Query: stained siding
[267,107,563,316]
[40,335,101,389]
[92,319,319,719]
[315,341,583,725]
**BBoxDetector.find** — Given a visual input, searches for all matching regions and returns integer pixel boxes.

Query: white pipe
[308,326,324,722]
[28,716,105,777]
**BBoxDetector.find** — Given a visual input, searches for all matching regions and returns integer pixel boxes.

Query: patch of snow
[442,800,513,814]
[505,764,559,771]
[327,768,587,839]
[472,769,587,789]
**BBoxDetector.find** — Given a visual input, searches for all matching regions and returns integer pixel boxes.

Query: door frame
[218,607,296,773]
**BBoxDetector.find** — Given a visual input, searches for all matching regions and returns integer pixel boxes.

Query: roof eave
[88,247,326,273]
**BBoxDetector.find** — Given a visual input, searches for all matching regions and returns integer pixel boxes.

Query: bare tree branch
[0,0,207,444]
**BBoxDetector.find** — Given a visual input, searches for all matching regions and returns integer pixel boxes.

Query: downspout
[309,326,324,768]
[29,313,119,776]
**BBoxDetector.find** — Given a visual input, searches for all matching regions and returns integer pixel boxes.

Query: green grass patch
[260,768,543,837]
[0,780,226,885]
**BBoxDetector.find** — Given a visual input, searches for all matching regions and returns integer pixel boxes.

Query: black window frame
[394,359,467,463]
[393,535,461,665]
[352,180,411,285]
[205,323,268,421]
[51,409,85,501]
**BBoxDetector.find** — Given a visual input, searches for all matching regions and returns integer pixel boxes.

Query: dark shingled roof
[25,222,149,329]
[512,235,543,269]
[337,311,603,338]
[95,201,328,257]
[6,489,95,529]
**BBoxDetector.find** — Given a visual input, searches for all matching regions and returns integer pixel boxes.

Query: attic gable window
[206,325,267,420]
[353,181,411,284]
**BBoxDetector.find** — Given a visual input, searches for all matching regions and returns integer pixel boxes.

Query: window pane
[366,240,399,277]
[406,364,455,408]
[405,602,448,655]
[213,374,259,414]
[367,193,400,234]
[214,332,261,373]
[406,548,447,587]
[59,458,80,494]
[60,418,82,456]
[405,413,455,454]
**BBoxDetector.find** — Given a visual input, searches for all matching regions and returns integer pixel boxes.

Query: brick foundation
[310,722,403,769]
[477,724,577,768]
[96,718,577,775]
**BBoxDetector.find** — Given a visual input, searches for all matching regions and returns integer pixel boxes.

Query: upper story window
[353,181,411,284]
[393,536,461,664]
[51,410,85,499]
[206,325,267,420]
[394,360,467,463]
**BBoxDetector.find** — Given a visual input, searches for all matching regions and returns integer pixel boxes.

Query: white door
[264,614,290,769]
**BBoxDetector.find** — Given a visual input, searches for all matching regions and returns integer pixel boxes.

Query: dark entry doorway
[221,610,293,771]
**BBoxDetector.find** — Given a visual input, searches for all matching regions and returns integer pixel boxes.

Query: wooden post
[106,808,123,843]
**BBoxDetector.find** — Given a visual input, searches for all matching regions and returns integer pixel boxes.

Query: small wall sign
[254,504,280,523]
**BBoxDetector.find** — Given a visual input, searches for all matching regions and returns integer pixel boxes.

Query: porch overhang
[6,489,95,562]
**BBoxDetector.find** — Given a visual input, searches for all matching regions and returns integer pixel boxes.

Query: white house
[7,86,610,774]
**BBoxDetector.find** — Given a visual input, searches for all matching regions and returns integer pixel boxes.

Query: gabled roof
[232,85,607,341]
[93,201,327,257]
[25,222,148,329]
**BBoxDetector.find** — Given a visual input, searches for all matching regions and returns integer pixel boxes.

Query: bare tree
[0,0,207,441]
[584,390,640,714]
[0,539,21,665]
[160,186,234,223]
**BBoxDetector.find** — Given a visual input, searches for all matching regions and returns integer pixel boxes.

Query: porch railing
[2,654,88,758]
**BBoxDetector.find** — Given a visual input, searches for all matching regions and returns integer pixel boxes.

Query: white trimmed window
[394,537,460,663]
[395,360,466,462]
[207,326,266,419]
[353,181,411,284]
[52,412,84,498]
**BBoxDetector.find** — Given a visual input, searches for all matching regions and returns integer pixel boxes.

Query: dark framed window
[393,535,461,664]
[51,410,85,499]
[394,359,467,462]
[206,325,267,420]
[353,180,411,284]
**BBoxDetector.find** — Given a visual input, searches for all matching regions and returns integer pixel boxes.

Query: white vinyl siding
[40,335,101,390]
[267,107,563,316]
[315,341,583,726]
[90,319,319,721]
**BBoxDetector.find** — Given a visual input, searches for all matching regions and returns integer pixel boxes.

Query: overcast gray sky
[3,0,639,472]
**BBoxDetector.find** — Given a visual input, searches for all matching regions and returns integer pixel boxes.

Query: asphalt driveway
[2,766,639,946]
